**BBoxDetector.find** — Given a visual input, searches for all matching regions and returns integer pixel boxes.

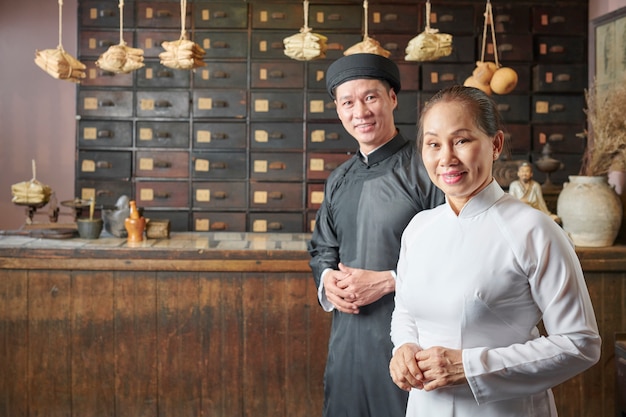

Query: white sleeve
[318,268,335,312]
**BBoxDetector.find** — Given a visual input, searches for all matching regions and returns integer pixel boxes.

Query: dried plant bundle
[96,43,145,73]
[345,35,391,57]
[160,38,206,69]
[582,78,626,176]
[284,30,328,61]
[405,29,453,62]
[35,46,86,83]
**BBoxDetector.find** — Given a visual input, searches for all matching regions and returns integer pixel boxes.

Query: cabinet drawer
[194,2,248,29]
[324,33,363,60]
[80,1,135,28]
[193,212,246,232]
[136,151,189,178]
[251,152,304,181]
[250,122,304,151]
[136,121,190,149]
[307,183,325,210]
[532,94,585,124]
[193,89,247,119]
[421,63,474,92]
[192,181,247,209]
[137,62,191,88]
[79,30,133,57]
[309,4,364,30]
[534,36,585,63]
[81,59,133,87]
[428,4,476,34]
[373,34,416,62]
[398,63,420,92]
[250,182,303,210]
[492,5,530,33]
[76,179,133,209]
[136,91,190,118]
[143,210,189,231]
[195,31,249,59]
[193,62,248,89]
[251,31,297,60]
[191,152,247,180]
[436,35,475,63]
[78,90,133,118]
[78,151,132,179]
[78,120,132,148]
[532,64,586,93]
[493,95,530,123]
[136,181,189,208]
[249,212,304,233]
[251,91,304,120]
[193,122,246,150]
[482,34,534,62]
[137,31,181,58]
[137,2,189,28]
[369,4,421,33]
[307,152,353,180]
[532,6,586,34]
[251,3,302,29]
[532,124,585,154]
[307,92,336,121]
[307,123,354,151]
[503,124,531,153]
[396,92,419,124]
[251,61,304,89]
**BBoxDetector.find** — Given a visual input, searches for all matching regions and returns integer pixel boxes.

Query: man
[508,162,560,223]
[307,53,443,417]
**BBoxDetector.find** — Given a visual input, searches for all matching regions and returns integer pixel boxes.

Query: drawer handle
[551,16,566,24]
[155,10,173,18]
[440,73,455,82]
[99,9,116,18]
[439,14,454,23]
[96,189,114,197]
[269,132,284,139]
[213,191,227,199]
[268,222,283,230]
[154,192,171,199]
[213,133,228,139]
[211,221,227,230]
[155,100,172,108]
[98,39,115,48]
[97,130,113,138]
[325,162,339,170]
[383,13,399,22]
[383,42,399,51]
[271,41,283,50]
[156,70,174,78]
[269,161,286,170]
[324,102,335,111]
[499,43,513,52]
[99,70,116,77]
[153,161,171,168]
[96,161,113,169]
[548,134,564,142]
[271,12,286,20]
[555,74,571,82]
[269,70,285,79]
[327,132,340,140]
[212,41,229,49]
[327,13,342,21]
[269,192,283,200]
[155,131,171,139]
[496,104,511,112]
[99,100,115,107]
[327,42,343,51]
[550,104,565,112]
[549,45,565,54]
[269,101,285,110]
[213,11,227,19]
[212,70,229,79]
[212,162,227,169]
[212,100,228,108]
[496,15,511,23]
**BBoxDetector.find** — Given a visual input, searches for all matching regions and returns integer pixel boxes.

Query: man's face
[517,165,533,183]
[333,78,398,154]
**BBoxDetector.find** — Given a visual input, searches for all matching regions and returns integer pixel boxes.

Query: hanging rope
[344,0,390,56]
[96,0,145,73]
[159,0,206,69]
[118,0,125,45]
[479,0,499,67]
[179,0,187,39]
[405,0,452,61]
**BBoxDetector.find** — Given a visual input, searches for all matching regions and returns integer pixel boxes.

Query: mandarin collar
[359,132,407,166]
[452,179,505,218]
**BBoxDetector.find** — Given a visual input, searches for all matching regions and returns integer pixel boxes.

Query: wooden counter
[0,233,624,417]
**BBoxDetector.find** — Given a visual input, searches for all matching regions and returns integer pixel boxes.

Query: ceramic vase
[124,200,145,243]
[557,175,623,247]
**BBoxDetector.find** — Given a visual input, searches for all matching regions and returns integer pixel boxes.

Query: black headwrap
[325,53,401,99]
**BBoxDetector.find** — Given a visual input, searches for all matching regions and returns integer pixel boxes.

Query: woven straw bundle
[405,29,452,61]
[283,1,328,61]
[344,1,390,58]
[96,44,145,73]
[35,46,86,83]
[11,160,52,205]
[160,38,206,70]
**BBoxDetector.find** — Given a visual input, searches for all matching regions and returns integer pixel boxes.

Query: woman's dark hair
[417,85,506,149]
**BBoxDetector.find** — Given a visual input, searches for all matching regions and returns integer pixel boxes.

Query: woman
[389,85,601,416]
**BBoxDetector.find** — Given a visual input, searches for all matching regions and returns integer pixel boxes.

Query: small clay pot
[77,218,103,239]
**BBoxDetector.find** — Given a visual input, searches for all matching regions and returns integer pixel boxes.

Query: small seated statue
[508,162,561,223]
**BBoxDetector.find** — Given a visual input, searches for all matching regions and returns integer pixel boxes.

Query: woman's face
[421,100,503,214]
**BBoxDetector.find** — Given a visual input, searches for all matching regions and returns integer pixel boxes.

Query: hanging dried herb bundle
[582,78,626,176]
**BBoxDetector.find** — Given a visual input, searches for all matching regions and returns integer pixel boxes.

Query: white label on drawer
[541,14,549,26]
[198,98,213,110]
[139,158,154,170]
[535,101,549,114]
[539,133,547,144]
[373,12,381,23]
[89,8,98,20]
[203,38,211,49]
[89,68,97,79]
[311,130,326,142]
[311,191,325,204]
[254,191,268,204]
[310,100,325,113]
[316,70,325,82]
[146,7,154,19]
[310,158,325,171]
[201,69,210,80]
[254,99,269,113]
[81,160,96,172]
[253,219,268,232]
[316,12,325,23]
[545,72,554,83]
[89,37,97,50]
[139,128,154,141]
[254,160,268,173]
[195,159,210,172]
[140,99,155,111]
[197,130,212,143]
[196,218,210,231]
[81,188,96,201]
[145,38,153,49]
[254,130,269,143]
[140,188,154,201]
[146,68,154,80]
[259,40,268,52]
[260,68,268,80]
[430,72,439,84]
[260,11,268,22]
[202,9,210,21]
[83,127,97,140]
[196,189,211,202]
[84,97,98,110]
[539,43,547,55]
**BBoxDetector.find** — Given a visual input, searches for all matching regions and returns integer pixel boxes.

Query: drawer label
[197,130,212,143]
[195,159,210,172]
[535,101,549,114]
[201,69,210,80]
[196,189,211,202]
[84,97,98,110]
[311,130,326,142]
[140,188,154,201]
[139,158,154,170]
[254,130,269,143]
[259,40,268,52]
[254,160,268,173]
[260,11,268,22]
[311,191,324,204]
[202,9,210,21]
[140,99,155,111]
[254,99,269,113]
[81,188,96,201]
[196,218,210,231]
[310,158,325,171]
[310,100,325,113]
[145,7,154,19]
[83,127,98,140]
[81,160,96,172]
[198,98,213,110]
[253,219,268,232]
[254,191,268,204]
[89,8,98,20]
[145,68,154,80]
[139,128,154,141]
[259,68,268,80]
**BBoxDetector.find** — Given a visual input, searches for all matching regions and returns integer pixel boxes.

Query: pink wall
[0,0,77,229]
[0,0,623,230]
